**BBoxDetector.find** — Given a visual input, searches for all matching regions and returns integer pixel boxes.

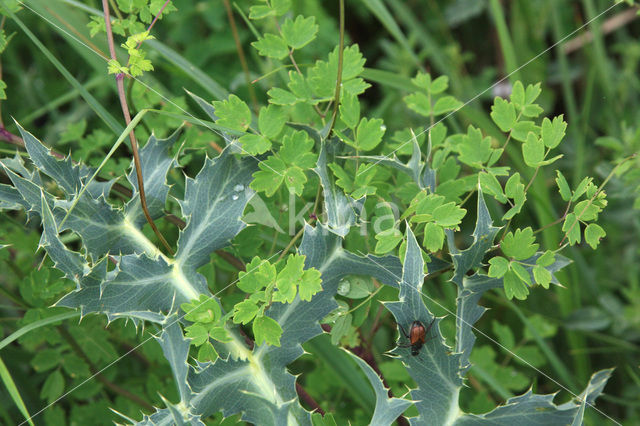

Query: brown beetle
[398,318,435,356]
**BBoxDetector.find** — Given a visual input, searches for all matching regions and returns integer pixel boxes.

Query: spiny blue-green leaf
[384,227,463,425]
[58,253,205,323]
[154,319,193,404]
[351,136,425,188]
[0,182,28,210]
[176,147,257,272]
[189,223,402,425]
[125,129,180,227]
[314,142,363,237]
[17,121,81,195]
[40,193,85,280]
[447,188,501,287]
[345,350,412,425]
[453,368,613,425]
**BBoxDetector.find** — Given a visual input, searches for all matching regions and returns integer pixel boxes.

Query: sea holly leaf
[251,156,286,196]
[501,227,539,261]
[346,350,412,425]
[188,223,402,425]
[490,97,517,132]
[541,115,567,148]
[17,122,80,195]
[458,126,493,168]
[314,142,362,237]
[522,132,545,167]
[446,188,501,286]
[432,95,462,116]
[238,133,272,155]
[355,117,386,151]
[176,147,257,273]
[584,223,606,249]
[384,227,463,425]
[454,369,613,425]
[258,105,286,139]
[125,129,179,227]
[281,15,318,49]
[252,33,289,60]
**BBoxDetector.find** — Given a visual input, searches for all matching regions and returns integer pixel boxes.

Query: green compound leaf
[541,115,567,149]
[238,133,272,155]
[253,315,283,346]
[346,350,412,425]
[500,227,539,261]
[252,33,289,60]
[281,15,318,49]
[458,126,494,169]
[251,156,286,197]
[490,97,517,132]
[211,94,252,131]
[584,223,606,249]
[522,132,545,167]
[354,117,386,151]
[258,105,286,139]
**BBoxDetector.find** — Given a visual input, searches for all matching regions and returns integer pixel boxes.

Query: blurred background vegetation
[0,0,639,424]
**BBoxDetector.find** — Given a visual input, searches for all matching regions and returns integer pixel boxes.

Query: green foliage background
[0,0,639,425]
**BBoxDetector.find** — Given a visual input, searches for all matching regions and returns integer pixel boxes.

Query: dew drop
[232,194,239,201]
[337,278,350,296]
[233,184,245,192]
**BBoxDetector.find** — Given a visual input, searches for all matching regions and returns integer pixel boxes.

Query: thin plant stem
[101,0,173,255]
